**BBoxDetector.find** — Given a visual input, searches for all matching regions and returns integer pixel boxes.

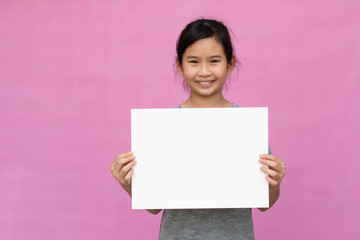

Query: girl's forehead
[184,37,225,56]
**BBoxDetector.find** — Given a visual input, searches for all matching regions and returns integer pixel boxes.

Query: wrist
[269,185,280,193]
[121,183,132,197]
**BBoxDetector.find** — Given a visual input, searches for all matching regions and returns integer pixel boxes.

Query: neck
[181,91,232,108]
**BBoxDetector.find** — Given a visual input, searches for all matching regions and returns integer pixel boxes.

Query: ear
[227,55,236,74]
[176,58,184,77]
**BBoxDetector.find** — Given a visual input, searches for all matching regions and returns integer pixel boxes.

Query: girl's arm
[123,187,162,215]
[110,151,162,215]
[146,209,162,214]
[257,154,286,211]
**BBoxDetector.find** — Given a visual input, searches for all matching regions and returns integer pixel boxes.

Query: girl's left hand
[259,154,286,189]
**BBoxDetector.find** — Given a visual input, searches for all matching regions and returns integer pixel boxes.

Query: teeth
[198,81,213,85]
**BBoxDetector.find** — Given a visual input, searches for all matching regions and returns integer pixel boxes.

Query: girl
[110,18,286,240]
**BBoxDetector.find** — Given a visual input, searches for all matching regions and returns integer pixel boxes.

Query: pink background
[1,0,359,239]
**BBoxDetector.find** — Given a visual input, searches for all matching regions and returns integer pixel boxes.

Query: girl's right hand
[110,151,137,196]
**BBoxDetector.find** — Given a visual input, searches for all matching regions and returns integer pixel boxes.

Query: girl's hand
[110,151,137,196]
[259,154,286,189]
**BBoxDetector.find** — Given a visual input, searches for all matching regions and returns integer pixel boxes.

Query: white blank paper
[131,107,269,209]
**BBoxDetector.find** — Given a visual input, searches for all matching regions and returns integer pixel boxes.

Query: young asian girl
[110,18,286,240]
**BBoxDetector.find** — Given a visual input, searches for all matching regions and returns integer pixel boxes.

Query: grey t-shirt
[159,208,255,240]
[158,103,271,240]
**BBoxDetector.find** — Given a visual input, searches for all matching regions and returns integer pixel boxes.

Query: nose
[197,63,211,77]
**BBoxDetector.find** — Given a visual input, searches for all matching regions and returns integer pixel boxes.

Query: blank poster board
[131,107,269,209]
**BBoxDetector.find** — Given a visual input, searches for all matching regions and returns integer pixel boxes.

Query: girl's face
[176,37,235,97]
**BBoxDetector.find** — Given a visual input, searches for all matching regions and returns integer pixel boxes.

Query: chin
[193,88,223,97]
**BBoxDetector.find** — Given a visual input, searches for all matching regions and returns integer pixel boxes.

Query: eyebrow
[186,55,222,59]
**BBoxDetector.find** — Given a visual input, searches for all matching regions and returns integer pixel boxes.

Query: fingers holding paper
[110,151,137,196]
[259,154,286,188]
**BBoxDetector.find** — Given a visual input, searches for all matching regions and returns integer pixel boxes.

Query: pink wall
[1,0,359,239]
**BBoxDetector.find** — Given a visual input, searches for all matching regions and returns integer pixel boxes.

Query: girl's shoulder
[174,103,240,108]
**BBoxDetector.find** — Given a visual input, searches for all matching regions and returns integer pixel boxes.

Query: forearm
[258,186,280,212]
[146,209,162,214]
[124,186,162,215]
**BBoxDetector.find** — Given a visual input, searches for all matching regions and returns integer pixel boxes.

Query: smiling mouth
[195,80,216,85]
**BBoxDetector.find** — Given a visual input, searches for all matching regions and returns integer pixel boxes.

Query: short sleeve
[268,144,272,155]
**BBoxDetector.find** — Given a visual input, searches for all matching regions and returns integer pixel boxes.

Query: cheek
[213,67,229,79]
[182,67,197,79]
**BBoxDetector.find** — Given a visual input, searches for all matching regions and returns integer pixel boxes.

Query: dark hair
[176,18,234,67]
[175,18,239,92]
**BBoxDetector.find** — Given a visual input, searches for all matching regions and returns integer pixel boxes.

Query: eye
[189,60,198,64]
[210,59,219,63]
